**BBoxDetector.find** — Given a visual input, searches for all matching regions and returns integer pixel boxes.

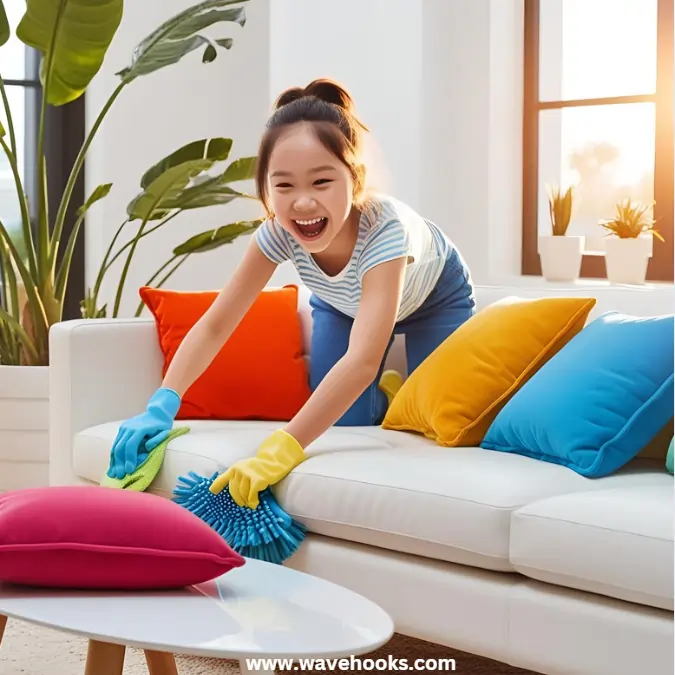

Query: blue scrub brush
[172,471,306,564]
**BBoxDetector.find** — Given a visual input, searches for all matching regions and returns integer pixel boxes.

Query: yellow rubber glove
[209,429,306,509]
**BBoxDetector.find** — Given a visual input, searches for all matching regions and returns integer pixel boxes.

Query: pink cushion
[0,486,245,589]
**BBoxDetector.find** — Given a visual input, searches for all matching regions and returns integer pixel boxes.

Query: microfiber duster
[101,426,190,490]
[172,471,306,564]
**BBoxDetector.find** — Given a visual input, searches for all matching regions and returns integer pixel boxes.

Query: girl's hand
[209,429,306,508]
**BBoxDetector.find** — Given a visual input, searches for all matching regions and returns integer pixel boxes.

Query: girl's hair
[255,78,371,217]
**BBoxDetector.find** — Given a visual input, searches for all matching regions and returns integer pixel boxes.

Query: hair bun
[274,86,305,110]
[272,78,368,131]
[302,78,355,113]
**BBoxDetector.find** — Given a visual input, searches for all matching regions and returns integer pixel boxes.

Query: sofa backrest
[294,283,673,376]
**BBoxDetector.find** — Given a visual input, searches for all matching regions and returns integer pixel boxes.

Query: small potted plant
[538,184,584,282]
[599,198,664,285]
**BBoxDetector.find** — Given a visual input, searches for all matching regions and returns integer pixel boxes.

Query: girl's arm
[161,236,278,397]
[284,256,408,448]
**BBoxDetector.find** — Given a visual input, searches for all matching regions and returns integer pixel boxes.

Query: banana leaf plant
[0,0,257,367]
[81,139,262,319]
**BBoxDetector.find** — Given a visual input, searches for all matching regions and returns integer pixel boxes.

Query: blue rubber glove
[107,387,181,479]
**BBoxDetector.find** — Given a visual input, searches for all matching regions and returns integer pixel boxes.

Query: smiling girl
[107,79,476,509]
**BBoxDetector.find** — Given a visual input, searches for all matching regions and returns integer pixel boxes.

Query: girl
[107,79,476,508]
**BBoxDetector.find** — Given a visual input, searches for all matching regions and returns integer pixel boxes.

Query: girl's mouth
[293,217,328,239]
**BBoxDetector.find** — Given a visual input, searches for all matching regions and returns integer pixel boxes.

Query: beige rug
[0,617,539,674]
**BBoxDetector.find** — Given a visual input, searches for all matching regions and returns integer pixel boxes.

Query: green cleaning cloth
[100,426,190,491]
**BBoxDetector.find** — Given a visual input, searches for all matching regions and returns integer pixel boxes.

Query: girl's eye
[314,178,332,186]
[275,183,292,188]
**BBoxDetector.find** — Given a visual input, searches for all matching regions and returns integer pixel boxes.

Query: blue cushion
[481,311,674,478]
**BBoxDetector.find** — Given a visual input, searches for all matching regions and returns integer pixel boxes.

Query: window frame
[521,0,674,282]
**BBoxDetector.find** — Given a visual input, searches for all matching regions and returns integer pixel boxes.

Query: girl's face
[267,123,355,253]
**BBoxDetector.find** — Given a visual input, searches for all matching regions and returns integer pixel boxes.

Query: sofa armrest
[49,318,164,486]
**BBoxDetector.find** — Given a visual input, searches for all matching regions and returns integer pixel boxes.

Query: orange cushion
[139,285,311,421]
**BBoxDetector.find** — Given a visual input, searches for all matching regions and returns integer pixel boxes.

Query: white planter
[604,235,653,285]
[538,235,584,282]
[0,365,50,491]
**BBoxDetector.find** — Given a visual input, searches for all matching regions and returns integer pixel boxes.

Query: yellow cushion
[382,296,596,447]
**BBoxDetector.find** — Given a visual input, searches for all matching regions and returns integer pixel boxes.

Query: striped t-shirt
[255,194,451,321]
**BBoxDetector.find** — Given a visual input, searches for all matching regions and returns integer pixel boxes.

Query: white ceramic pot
[604,235,653,285]
[538,235,584,282]
[0,364,50,491]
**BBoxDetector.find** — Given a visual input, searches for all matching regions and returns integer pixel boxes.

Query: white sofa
[49,283,674,675]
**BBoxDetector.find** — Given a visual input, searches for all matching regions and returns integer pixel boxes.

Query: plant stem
[0,237,19,320]
[134,254,190,317]
[0,304,39,365]
[0,137,37,281]
[49,81,127,274]
[0,75,18,162]
[87,217,129,312]
[91,210,179,316]
[112,204,182,318]
[53,210,86,301]
[111,217,147,318]
[0,318,20,365]
[34,1,67,288]
[100,211,180,281]
[0,218,48,341]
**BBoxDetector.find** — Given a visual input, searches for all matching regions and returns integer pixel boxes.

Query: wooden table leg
[144,650,179,675]
[0,614,7,647]
[84,639,125,675]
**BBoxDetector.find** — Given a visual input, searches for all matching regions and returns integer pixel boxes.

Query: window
[522,0,674,281]
[0,1,85,319]
[0,1,39,263]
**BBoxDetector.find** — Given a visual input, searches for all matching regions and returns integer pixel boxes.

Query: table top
[0,557,394,660]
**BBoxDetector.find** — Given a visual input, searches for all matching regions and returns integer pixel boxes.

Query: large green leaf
[202,38,232,63]
[126,159,214,221]
[0,2,10,48]
[77,182,113,217]
[162,180,253,211]
[16,0,123,106]
[220,156,257,183]
[173,219,261,255]
[117,0,248,83]
[163,183,240,210]
[141,138,232,189]
[159,156,257,210]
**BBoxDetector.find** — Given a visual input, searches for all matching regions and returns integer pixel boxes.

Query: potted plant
[0,0,259,489]
[538,184,584,282]
[599,198,664,285]
[81,142,262,320]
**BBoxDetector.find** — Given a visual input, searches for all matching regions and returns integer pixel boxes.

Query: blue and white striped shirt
[255,194,451,321]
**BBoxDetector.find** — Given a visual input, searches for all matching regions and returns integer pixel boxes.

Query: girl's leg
[309,294,393,426]
[398,246,476,373]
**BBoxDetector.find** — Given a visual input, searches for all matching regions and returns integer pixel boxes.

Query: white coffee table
[0,557,393,674]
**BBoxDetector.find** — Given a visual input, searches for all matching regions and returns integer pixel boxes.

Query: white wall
[84,0,526,317]
[270,0,422,210]
[84,0,272,316]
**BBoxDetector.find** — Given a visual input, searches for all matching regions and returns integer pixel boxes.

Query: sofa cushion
[382,296,596,446]
[139,284,311,421]
[482,312,674,478]
[72,421,668,574]
[510,482,674,610]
